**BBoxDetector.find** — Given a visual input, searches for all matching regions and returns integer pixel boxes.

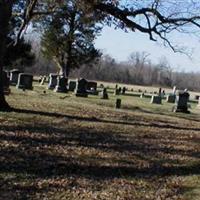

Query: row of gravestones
[43,75,200,113]
[47,74,98,96]
[3,69,33,93]
[2,70,195,113]
[149,86,190,113]
[114,85,127,95]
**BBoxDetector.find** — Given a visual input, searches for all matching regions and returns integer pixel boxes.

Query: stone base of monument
[166,94,176,103]
[172,105,190,113]
[75,92,88,97]
[87,90,99,95]
[150,95,162,104]
[54,85,68,93]
[100,94,108,99]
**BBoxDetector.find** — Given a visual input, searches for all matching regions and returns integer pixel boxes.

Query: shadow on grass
[1,108,200,198]
[0,121,200,178]
[11,108,200,131]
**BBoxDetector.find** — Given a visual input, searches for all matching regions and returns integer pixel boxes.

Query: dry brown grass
[0,83,200,199]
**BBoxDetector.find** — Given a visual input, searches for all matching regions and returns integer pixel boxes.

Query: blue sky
[95,26,200,72]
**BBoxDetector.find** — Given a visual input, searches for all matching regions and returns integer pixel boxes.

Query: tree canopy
[11,1,200,51]
[41,1,101,77]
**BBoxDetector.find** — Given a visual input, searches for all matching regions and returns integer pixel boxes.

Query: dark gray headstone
[166,94,176,103]
[86,81,98,95]
[116,98,121,109]
[10,69,21,86]
[114,88,120,95]
[68,80,77,92]
[16,73,33,90]
[173,91,190,113]
[48,74,58,89]
[99,84,104,88]
[158,88,162,96]
[122,87,126,95]
[75,78,88,97]
[150,95,162,104]
[195,95,199,100]
[54,76,68,93]
[87,81,97,91]
[100,88,109,99]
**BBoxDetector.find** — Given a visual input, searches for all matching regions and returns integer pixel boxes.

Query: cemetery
[2,1,200,199]
[1,76,200,199]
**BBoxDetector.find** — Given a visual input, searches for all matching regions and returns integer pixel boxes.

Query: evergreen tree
[41,1,101,78]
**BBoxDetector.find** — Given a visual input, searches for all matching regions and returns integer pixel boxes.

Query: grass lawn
[0,81,200,199]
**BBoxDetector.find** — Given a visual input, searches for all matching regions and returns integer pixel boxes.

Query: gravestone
[10,69,21,86]
[16,73,33,90]
[172,91,190,113]
[86,81,98,95]
[87,81,97,91]
[48,74,58,89]
[3,71,10,95]
[114,88,120,95]
[118,87,122,93]
[100,88,109,99]
[75,78,88,97]
[122,87,126,95]
[99,84,104,88]
[140,93,145,98]
[150,95,162,104]
[54,76,68,93]
[158,88,162,96]
[68,80,77,91]
[162,90,166,98]
[116,98,121,109]
[166,94,176,103]
[195,95,199,100]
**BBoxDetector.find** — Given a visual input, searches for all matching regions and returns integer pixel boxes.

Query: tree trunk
[64,63,70,78]
[0,2,13,111]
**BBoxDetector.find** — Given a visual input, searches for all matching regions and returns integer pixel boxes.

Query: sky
[95,26,200,73]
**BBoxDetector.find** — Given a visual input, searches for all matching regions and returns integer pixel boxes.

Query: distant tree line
[70,52,200,91]
[28,45,200,91]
